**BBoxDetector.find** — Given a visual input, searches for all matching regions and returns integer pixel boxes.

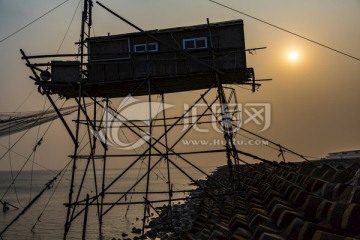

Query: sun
[288,51,299,61]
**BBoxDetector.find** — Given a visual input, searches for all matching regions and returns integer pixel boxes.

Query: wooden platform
[38,68,250,98]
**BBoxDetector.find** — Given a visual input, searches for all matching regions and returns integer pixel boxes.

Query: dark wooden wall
[87,20,247,83]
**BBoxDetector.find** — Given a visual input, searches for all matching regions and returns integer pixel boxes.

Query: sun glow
[288,51,299,61]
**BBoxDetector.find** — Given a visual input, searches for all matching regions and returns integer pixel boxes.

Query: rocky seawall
[144,165,230,240]
[181,160,360,240]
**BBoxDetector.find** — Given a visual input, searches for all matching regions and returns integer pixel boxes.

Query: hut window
[182,37,207,50]
[147,42,159,52]
[134,42,159,53]
[134,44,147,52]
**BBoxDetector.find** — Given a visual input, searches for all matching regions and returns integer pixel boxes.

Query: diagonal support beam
[20,49,77,146]
[101,93,224,215]
[65,88,226,225]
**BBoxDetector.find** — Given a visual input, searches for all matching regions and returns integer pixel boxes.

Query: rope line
[209,0,360,62]
[0,97,61,163]
[13,87,37,113]
[0,143,56,174]
[30,98,47,202]
[31,160,72,232]
[55,0,82,55]
[0,99,66,202]
[0,0,70,44]
[8,118,23,208]
[0,103,91,137]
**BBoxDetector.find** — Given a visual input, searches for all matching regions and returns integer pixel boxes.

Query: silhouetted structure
[39,20,254,98]
[18,1,263,239]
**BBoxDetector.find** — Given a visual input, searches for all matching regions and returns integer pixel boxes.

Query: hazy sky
[0,0,359,171]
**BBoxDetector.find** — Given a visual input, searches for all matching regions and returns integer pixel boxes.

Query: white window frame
[182,37,208,50]
[133,42,159,53]
[133,43,147,53]
[147,42,159,52]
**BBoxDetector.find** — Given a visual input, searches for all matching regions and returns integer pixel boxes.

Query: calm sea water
[0,164,219,240]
